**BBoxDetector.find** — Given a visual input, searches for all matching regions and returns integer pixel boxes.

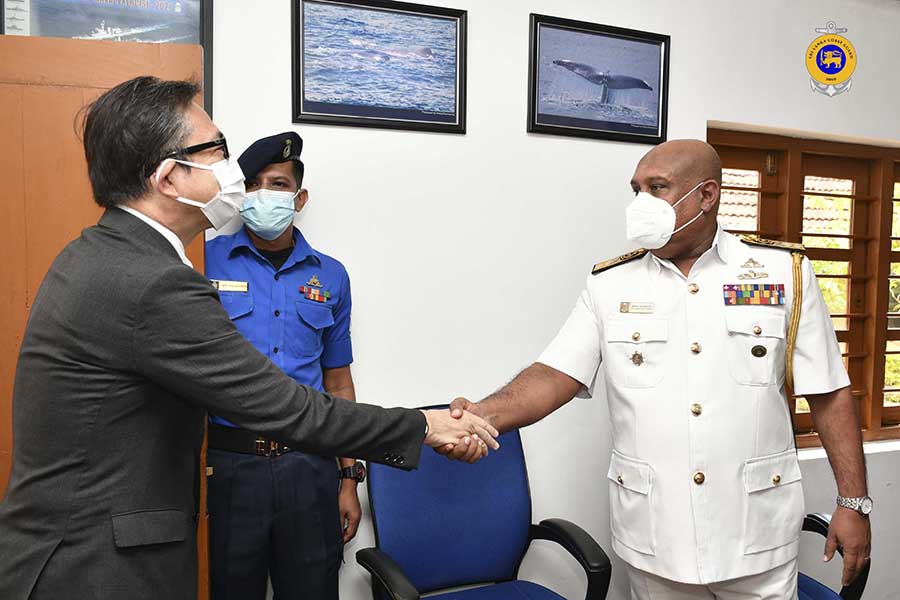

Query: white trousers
[627,559,798,600]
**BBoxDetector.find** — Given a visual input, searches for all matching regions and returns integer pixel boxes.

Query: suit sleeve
[131,265,425,470]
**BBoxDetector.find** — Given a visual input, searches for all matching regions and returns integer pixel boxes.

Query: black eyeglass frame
[146,137,229,177]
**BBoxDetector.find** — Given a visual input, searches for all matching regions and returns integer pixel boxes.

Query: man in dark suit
[0,76,496,600]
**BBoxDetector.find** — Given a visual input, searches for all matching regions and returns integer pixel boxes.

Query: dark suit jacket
[0,208,426,599]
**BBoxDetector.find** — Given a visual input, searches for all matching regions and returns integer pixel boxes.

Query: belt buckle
[255,437,269,456]
[269,440,281,457]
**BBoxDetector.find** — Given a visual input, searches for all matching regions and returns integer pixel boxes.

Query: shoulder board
[739,234,805,253]
[592,249,648,275]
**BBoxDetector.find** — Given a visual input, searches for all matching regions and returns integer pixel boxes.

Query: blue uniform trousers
[207,449,342,600]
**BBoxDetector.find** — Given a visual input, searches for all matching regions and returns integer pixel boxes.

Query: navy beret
[238,132,304,181]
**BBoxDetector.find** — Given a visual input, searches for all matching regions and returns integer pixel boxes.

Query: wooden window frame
[709,128,900,448]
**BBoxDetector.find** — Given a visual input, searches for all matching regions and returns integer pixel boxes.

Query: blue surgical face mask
[239,189,299,240]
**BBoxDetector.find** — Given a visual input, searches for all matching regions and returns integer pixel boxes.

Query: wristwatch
[836,495,873,516]
[340,461,367,483]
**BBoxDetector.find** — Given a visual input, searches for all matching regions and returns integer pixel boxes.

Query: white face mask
[625,180,711,249]
[155,157,246,230]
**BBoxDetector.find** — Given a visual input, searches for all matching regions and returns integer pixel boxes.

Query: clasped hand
[421,400,498,463]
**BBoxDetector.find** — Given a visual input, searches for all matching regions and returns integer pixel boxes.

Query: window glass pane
[885,355,900,388]
[888,277,900,329]
[891,264,900,276]
[804,235,851,249]
[719,189,759,231]
[722,168,760,189]
[884,391,900,408]
[802,195,851,236]
[831,317,848,331]
[887,340,900,352]
[811,260,849,276]
[893,181,900,199]
[804,175,854,195]
[892,199,900,250]
[795,397,810,413]
[817,277,847,314]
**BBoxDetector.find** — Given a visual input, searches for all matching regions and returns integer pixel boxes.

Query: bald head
[637,139,722,186]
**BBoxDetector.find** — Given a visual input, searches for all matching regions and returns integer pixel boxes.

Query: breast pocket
[607,451,656,555]
[604,318,668,388]
[725,311,785,386]
[219,292,253,321]
[287,300,335,357]
[742,449,804,554]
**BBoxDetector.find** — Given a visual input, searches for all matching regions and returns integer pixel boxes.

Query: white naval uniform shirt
[538,226,849,585]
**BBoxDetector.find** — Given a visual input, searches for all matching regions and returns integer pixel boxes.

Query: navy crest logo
[806,22,856,97]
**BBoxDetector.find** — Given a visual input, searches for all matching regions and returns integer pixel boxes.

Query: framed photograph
[1,0,213,113]
[528,13,669,145]
[292,0,466,134]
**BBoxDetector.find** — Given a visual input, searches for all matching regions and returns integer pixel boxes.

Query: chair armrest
[355,548,420,600]
[801,513,870,600]
[529,518,611,600]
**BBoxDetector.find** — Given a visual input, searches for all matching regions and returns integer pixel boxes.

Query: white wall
[212,1,900,598]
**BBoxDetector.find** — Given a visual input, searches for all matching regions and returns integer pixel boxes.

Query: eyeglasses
[146,137,230,177]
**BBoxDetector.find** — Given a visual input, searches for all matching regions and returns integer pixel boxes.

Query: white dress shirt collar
[117,205,193,268]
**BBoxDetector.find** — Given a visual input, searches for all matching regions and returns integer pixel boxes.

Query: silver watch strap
[836,495,860,510]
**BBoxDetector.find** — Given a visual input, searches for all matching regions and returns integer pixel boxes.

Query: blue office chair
[799,513,870,600]
[356,429,611,600]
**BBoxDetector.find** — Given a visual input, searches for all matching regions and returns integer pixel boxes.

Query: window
[710,128,900,446]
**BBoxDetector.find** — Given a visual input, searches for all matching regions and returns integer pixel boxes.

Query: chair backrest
[797,573,841,600]
[367,429,532,593]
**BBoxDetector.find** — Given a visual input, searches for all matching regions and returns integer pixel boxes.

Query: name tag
[723,284,785,305]
[619,301,654,314]
[210,279,248,293]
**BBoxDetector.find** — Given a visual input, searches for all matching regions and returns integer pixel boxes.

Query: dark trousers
[207,449,342,600]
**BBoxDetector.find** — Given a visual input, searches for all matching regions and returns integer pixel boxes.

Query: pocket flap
[295,301,335,330]
[111,509,190,548]
[219,292,253,320]
[743,449,802,493]
[607,319,668,343]
[607,451,652,495]
[725,311,785,339]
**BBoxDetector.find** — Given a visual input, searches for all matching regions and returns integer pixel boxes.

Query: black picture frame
[527,13,669,145]
[1,0,213,116]
[292,0,467,134]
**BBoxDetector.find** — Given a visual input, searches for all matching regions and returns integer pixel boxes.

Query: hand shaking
[428,397,496,463]
[421,404,499,464]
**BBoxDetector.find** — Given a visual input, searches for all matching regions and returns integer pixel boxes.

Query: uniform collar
[647,222,730,276]
[228,226,322,269]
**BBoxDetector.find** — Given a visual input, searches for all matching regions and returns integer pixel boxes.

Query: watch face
[861,497,874,514]
[355,462,367,483]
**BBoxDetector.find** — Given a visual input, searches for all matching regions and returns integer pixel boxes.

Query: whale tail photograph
[528,14,669,144]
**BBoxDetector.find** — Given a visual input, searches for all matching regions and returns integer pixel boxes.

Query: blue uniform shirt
[205,227,353,428]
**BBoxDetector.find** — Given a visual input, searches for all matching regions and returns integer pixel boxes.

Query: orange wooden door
[0,35,209,599]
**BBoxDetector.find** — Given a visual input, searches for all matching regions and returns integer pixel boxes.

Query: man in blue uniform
[205,132,362,600]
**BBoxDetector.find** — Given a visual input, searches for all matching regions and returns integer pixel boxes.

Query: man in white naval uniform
[441,140,871,598]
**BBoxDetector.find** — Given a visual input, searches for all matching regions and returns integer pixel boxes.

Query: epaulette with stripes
[591,249,649,275]
[739,235,805,253]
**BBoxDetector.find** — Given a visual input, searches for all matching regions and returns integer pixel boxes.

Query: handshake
[420,398,495,464]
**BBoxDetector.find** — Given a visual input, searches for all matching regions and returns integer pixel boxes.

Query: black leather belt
[208,423,292,457]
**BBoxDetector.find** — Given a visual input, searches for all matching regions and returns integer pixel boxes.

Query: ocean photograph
[536,24,661,132]
[20,0,201,43]
[301,0,460,125]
